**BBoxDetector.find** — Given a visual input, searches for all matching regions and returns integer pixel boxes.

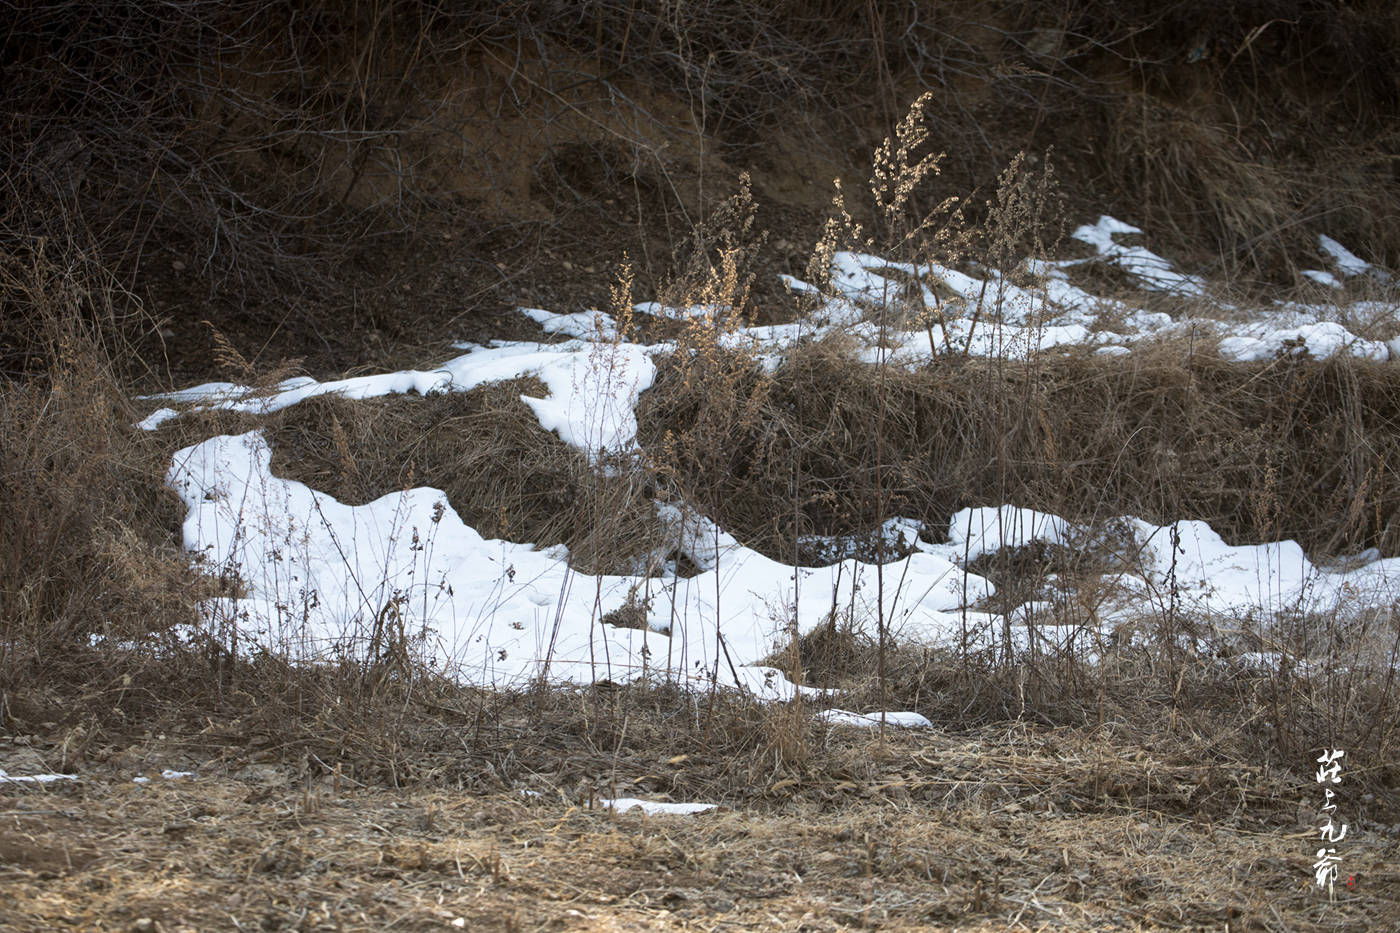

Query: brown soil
[3,723,1397,932]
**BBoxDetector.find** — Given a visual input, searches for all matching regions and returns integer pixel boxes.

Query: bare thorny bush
[2,0,508,261]
[0,0,916,331]
[7,0,1393,340]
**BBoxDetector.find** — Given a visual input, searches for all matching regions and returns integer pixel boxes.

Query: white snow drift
[145,218,1399,700]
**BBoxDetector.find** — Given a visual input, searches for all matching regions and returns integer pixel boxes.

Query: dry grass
[1001,0,1400,283]
[640,337,1400,561]
[0,245,199,691]
[2,700,1397,931]
[5,8,1400,927]
[1108,97,1291,276]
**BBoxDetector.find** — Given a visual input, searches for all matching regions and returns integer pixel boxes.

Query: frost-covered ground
[141,219,1400,705]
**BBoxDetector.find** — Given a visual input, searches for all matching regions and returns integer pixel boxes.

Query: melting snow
[946,507,1069,562]
[1320,234,1374,278]
[1070,216,1207,296]
[0,770,78,784]
[165,424,1400,697]
[141,221,1396,435]
[143,217,1398,703]
[133,769,196,784]
[1302,269,1343,289]
[146,339,656,460]
[818,710,933,729]
[136,407,180,431]
[167,431,994,695]
[601,798,717,816]
[1217,321,1389,363]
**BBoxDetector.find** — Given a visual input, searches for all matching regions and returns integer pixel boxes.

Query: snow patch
[1319,235,1372,277]
[1071,216,1207,296]
[166,432,996,695]
[0,770,77,784]
[602,798,717,816]
[136,407,180,431]
[818,709,933,729]
[947,506,1070,561]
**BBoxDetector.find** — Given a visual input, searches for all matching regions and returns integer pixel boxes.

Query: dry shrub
[0,246,197,690]
[644,176,777,537]
[0,0,506,293]
[1104,95,1399,287]
[996,0,1400,281]
[0,0,889,303]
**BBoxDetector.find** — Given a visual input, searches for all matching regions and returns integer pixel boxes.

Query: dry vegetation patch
[1,708,1397,932]
[154,380,664,577]
[640,339,1400,560]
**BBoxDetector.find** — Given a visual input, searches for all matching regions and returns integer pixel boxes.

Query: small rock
[171,260,186,272]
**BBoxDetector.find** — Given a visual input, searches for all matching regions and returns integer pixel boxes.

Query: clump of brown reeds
[641,342,1400,563]
[0,242,201,707]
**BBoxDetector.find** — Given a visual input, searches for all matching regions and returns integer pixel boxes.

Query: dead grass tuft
[221,384,665,576]
[642,337,1400,561]
[0,246,199,693]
